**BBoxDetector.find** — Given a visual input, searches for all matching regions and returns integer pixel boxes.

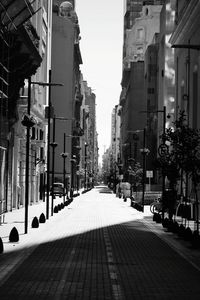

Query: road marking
[103,227,125,300]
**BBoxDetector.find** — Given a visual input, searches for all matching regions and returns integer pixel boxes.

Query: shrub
[39,213,46,223]
[32,216,39,228]
[9,227,19,242]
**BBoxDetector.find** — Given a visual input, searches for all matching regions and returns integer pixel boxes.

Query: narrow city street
[0,186,200,299]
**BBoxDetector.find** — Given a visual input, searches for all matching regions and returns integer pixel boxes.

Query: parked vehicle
[50,182,66,198]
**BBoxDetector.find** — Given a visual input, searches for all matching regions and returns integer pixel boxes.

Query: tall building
[120,2,163,181]
[51,1,83,190]
[157,0,176,133]
[111,105,121,164]
[80,80,97,188]
[123,1,143,59]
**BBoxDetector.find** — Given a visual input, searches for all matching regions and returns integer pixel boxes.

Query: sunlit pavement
[0,186,200,299]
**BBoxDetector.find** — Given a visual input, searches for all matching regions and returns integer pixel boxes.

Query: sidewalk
[0,187,200,299]
[0,196,66,251]
[0,189,84,252]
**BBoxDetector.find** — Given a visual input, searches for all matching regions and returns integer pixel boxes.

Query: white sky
[76,0,124,163]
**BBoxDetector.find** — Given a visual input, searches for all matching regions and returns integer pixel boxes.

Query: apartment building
[0,0,52,215]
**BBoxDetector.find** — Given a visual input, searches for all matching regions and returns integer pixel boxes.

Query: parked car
[50,182,66,198]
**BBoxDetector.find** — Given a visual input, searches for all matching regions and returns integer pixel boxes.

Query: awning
[0,0,39,31]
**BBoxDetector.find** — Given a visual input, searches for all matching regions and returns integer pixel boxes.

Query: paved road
[0,186,200,299]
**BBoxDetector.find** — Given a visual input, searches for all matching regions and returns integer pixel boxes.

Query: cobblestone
[0,187,200,299]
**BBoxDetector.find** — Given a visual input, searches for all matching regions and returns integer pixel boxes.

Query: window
[137,28,144,40]
[136,47,143,55]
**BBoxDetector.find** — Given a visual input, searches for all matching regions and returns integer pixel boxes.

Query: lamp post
[32,70,63,220]
[73,146,81,191]
[50,116,72,215]
[50,115,57,216]
[44,70,63,220]
[22,77,36,234]
[21,74,63,233]
[158,106,166,219]
[22,75,63,233]
[70,155,76,190]
[84,143,88,190]
[61,133,68,204]
[127,130,144,196]
[139,128,150,212]
[140,106,166,215]
[127,129,150,211]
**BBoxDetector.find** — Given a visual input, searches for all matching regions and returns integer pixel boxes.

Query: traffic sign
[146,170,153,178]
[158,144,169,157]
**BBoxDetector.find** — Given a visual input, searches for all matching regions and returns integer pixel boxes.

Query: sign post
[146,170,153,191]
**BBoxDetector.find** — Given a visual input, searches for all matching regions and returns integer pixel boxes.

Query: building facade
[0,0,51,216]
[50,0,83,192]
[80,80,98,189]
[170,0,200,129]
[120,2,163,182]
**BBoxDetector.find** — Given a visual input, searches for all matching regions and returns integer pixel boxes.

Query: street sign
[158,143,169,157]
[146,170,153,192]
[146,170,153,178]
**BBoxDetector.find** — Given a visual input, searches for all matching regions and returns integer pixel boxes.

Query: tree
[129,162,143,192]
[156,111,200,228]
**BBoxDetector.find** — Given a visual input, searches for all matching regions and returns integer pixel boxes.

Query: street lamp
[157,106,166,219]
[32,71,63,220]
[50,116,72,215]
[21,77,36,234]
[84,143,88,190]
[127,130,144,195]
[49,115,57,216]
[61,133,69,203]
[139,128,150,212]
[44,70,63,220]
[140,106,166,216]
[70,155,76,190]
[127,129,149,211]
[22,75,63,233]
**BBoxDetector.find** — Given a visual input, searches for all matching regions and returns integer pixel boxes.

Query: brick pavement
[0,186,200,299]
